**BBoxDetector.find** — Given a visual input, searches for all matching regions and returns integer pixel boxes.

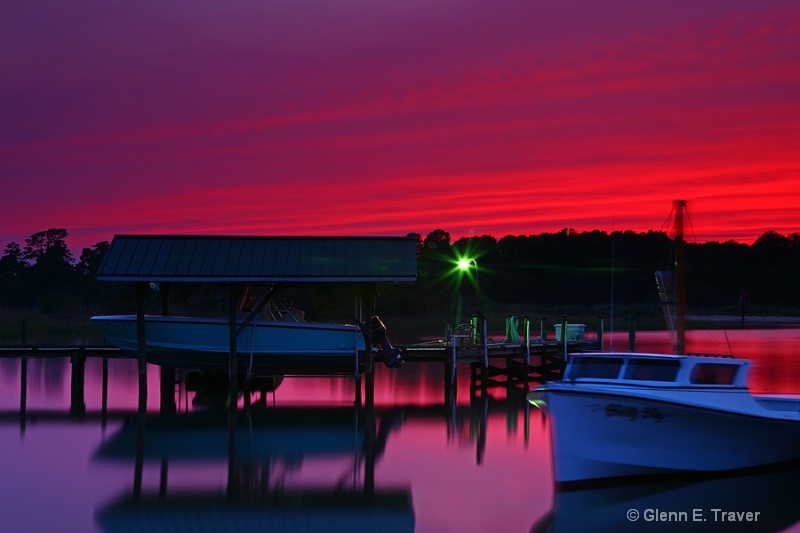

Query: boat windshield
[689,363,740,385]
[566,356,623,379]
[623,358,681,382]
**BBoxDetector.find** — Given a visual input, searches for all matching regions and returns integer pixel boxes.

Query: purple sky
[3,0,799,252]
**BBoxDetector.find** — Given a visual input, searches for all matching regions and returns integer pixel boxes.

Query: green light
[457,258,472,270]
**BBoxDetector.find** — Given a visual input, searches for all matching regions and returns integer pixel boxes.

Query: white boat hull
[91,315,366,370]
[534,385,800,487]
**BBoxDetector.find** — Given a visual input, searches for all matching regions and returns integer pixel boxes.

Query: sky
[2,0,800,253]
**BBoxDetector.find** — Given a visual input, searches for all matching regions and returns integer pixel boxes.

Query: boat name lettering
[589,403,667,422]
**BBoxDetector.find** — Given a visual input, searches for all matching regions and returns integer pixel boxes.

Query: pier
[0,345,124,358]
[0,312,600,418]
[396,314,603,393]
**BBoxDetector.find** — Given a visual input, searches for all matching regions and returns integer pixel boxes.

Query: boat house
[95,235,418,390]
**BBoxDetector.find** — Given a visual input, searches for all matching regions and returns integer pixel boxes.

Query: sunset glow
[3,1,799,252]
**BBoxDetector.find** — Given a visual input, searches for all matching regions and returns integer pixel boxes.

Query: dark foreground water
[1,329,799,533]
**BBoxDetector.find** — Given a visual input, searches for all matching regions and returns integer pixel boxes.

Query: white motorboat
[92,283,405,371]
[527,351,800,489]
[91,314,364,369]
[91,311,404,371]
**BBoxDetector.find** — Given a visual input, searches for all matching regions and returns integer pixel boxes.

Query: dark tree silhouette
[1,227,799,320]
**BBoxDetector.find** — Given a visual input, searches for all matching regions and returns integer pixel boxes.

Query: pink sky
[2,0,799,252]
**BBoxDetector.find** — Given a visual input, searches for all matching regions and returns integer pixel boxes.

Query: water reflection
[83,368,540,533]
[532,465,800,532]
[93,399,414,533]
[4,328,799,532]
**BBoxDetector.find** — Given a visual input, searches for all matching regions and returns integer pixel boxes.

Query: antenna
[609,215,615,351]
[673,199,686,355]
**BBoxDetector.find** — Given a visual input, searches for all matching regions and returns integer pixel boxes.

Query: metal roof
[96,235,418,283]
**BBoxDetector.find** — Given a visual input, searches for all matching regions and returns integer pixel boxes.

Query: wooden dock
[392,314,604,390]
[398,337,598,390]
[0,345,124,359]
[0,313,603,396]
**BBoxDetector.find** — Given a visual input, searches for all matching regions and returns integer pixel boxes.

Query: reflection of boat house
[95,235,417,392]
[94,406,416,533]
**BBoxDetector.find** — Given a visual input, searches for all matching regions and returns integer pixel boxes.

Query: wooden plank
[0,346,125,358]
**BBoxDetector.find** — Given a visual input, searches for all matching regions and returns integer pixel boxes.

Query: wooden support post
[524,316,531,366]
[355,373,362,407]
[628,311,636,352]
[227,284,239,499]
[365,285,375,410]
[136,282,148,405]
[597,314,604,351]
[540,316,547,341]
[450,330,457,388]
[482,316,488,369]
[160,367,176,416]
[366,287,375,376]
[363,366,372,409]
[228,284,239,394]
[70,355,87,418]
[134,282,148,503]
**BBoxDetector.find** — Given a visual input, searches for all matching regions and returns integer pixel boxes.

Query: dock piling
[597,314,604,350]
[524,316,531,366]
[70,354,86,418]
[481,317,488,369]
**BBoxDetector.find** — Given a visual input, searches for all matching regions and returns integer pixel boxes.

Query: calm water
[1,328,799,533]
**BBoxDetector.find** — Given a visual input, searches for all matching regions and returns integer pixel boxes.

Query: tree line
[2,227,799,318]
[374,228,800,324]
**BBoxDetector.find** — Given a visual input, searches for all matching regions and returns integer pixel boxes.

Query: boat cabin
[564,352,750,388]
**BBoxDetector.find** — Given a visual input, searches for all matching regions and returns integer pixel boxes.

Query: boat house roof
[96,235,418,283]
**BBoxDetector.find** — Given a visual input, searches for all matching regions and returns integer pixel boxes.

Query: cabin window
[623,358,681,382]
[689,363,739,385]
[567,357,623,379]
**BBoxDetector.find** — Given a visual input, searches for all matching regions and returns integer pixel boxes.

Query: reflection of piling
[19,357,27,433]
[102,358,109,429]
[364,394,376,496]
[133,390,146,503]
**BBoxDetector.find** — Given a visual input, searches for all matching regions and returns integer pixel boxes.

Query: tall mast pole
[673,199,686,355]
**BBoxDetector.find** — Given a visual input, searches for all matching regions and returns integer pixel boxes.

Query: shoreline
[686,315,800,328]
